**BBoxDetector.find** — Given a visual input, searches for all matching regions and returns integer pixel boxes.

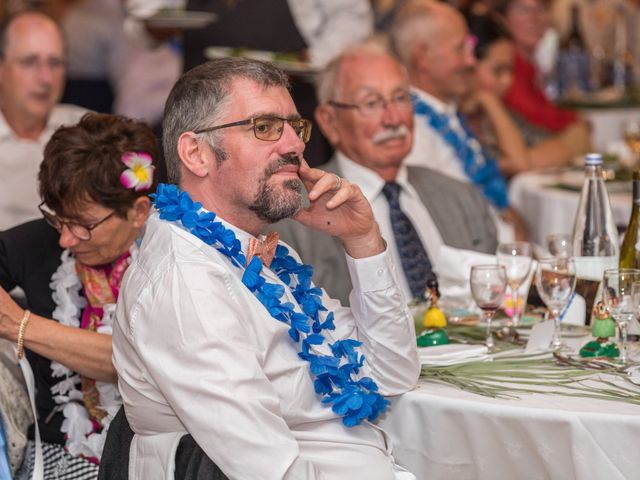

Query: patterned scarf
[74,252,130,423]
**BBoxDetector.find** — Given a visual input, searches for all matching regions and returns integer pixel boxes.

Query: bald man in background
[0,11,86,230]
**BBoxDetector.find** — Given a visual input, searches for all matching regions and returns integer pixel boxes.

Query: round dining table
[379,345,640,480]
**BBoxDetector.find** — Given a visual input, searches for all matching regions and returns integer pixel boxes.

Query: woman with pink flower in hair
[0,112,158,479]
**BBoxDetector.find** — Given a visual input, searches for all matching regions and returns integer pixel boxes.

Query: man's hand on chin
[293,159,385,258]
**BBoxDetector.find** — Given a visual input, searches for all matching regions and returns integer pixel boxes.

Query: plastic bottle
[572,153,620,278]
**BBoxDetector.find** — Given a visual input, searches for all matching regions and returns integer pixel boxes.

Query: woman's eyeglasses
[39,202,116,241]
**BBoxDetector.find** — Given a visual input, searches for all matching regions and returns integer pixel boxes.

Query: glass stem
[550,310,562,350]
[485,311,495,350]
[511,286,520,327]
[620,318,629,364]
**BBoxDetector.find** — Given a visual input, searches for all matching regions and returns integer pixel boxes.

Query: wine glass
[546,234,573,259]
[602,268,640,365]
[536,258,577,350]
[497,242,532,327]
[470,265,507,350]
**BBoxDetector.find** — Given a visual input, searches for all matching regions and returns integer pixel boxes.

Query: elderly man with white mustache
[276,40,498,305]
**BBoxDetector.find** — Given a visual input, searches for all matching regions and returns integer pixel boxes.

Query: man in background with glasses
[0,11,86,230]
[112,57,420,479]
[276,40,498,306]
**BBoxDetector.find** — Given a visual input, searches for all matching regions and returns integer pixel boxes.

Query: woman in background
[493,0,587,134]
[460,11,591,176]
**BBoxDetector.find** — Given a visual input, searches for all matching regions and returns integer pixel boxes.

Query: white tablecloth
[381,378,640,480]
[509,169,631,248]
[380,353,640,480]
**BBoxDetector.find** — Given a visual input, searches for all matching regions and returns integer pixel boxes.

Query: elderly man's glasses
[328,91,412,117]
[39,202,116,241]
[194,116,312,143]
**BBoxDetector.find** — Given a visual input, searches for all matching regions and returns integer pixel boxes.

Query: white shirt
[336,153,443,302]
[113,213,420,480]
[124,0,373,68]
[0,104,87,230]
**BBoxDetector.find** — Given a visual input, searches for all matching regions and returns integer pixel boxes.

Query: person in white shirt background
[0,11,86,231]
[276,40,498,306]
[112,57,420,479]
[389,0,527,242]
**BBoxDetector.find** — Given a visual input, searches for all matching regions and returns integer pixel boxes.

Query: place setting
[412,233,640,407]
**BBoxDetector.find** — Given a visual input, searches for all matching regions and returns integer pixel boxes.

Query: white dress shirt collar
[0,105,83,143]
[334,151,422,204]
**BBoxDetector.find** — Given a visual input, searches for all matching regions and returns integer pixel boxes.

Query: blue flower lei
[151,184,389,427]
[412,93,510,210]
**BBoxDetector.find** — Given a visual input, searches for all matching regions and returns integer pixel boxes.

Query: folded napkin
[433,245,496,311]
[419,344,489,366]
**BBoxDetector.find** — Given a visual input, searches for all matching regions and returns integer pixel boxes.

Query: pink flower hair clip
[120,152,155,191]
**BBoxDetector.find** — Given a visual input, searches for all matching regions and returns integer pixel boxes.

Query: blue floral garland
[412,94,510,210]
[152,183,389,427]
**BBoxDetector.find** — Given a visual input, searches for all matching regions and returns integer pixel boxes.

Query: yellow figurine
[417,278,449,346]
[422,278,447,328]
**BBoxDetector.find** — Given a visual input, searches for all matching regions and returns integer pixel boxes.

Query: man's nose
[464,48,477,68]
[36,61,57,85]
[279,121,306,158]
[381,100,403,126]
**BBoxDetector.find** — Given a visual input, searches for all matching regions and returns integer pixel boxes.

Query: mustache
[264,155,301,176]
[372,125,410,144]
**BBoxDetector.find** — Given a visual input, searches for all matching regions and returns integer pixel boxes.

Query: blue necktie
[382,182,435,299]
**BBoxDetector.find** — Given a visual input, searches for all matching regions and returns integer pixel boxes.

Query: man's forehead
[227,78,297,116]
[5,15,64,57]
[340,56,408,94]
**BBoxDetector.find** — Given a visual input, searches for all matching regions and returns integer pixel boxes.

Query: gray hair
[389,0,440,66]
[315,37,395,104]
[162,57,290,184]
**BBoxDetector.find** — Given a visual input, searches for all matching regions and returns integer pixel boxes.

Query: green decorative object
[591,317,616,338]
[579,341,620,358]
[579,301,619,358]
[417,328,449,347]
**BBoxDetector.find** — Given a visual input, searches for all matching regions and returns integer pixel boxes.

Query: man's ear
[412,41,431,72]
[130,196,151,227]
[315,104,340,146]
[177,132,214,177]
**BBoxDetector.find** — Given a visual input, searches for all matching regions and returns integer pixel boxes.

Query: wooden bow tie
[246,231,279,268]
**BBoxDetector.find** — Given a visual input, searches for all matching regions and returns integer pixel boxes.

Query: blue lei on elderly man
[412,94,510,210]
[152,183,389,427]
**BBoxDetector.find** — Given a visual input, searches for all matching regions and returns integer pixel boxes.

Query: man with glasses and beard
[276,41,498,306]
[111,57,421,479]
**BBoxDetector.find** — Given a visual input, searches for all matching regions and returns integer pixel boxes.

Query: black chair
[98,406,227,480]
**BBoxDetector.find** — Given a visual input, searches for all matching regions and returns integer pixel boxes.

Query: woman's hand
[0,286,23,342]
[293,160,385,258]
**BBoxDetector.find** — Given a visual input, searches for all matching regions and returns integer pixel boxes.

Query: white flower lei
[48,248,132,459]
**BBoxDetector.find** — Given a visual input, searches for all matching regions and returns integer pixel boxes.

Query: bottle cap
[584,153,602,166]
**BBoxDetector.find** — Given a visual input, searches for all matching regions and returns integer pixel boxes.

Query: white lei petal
[49,248,131,459]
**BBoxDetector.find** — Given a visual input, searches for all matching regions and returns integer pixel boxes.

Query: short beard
[249,155,304,223]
